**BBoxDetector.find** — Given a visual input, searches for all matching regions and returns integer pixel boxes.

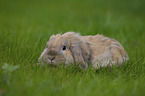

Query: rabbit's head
[38,32,91,69]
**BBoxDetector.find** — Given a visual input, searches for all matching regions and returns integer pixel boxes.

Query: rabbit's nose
[48,56,55,61]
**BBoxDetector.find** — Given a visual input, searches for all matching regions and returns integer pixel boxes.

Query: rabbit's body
[39,32,129,69]
[82,35,129,68]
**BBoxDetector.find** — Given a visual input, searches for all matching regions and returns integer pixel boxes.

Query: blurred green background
[0,0,145,96]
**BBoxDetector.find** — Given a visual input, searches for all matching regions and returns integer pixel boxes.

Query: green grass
[0,0,145,96]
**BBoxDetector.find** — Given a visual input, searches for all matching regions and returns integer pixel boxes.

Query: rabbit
[38,32,129,69]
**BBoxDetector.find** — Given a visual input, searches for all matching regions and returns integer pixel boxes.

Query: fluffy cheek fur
[62,50,74,65]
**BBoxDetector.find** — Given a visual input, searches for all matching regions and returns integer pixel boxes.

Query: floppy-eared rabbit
[39,32,129,69]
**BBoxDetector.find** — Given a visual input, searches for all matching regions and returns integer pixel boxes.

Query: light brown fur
[39,32,129,69]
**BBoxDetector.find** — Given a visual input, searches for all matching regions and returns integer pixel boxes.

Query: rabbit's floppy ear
[62,32,91,69]
[70,41,91,69]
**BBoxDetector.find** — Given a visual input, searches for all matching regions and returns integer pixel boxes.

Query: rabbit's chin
[46,59,64,66]
[47,59,74,66]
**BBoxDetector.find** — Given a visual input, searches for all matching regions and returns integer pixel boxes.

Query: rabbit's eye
[62,46,67,50]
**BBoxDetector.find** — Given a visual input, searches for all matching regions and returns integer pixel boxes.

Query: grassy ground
[0,0,145,96]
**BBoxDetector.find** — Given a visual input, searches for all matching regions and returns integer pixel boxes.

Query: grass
[0,0,145,96]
